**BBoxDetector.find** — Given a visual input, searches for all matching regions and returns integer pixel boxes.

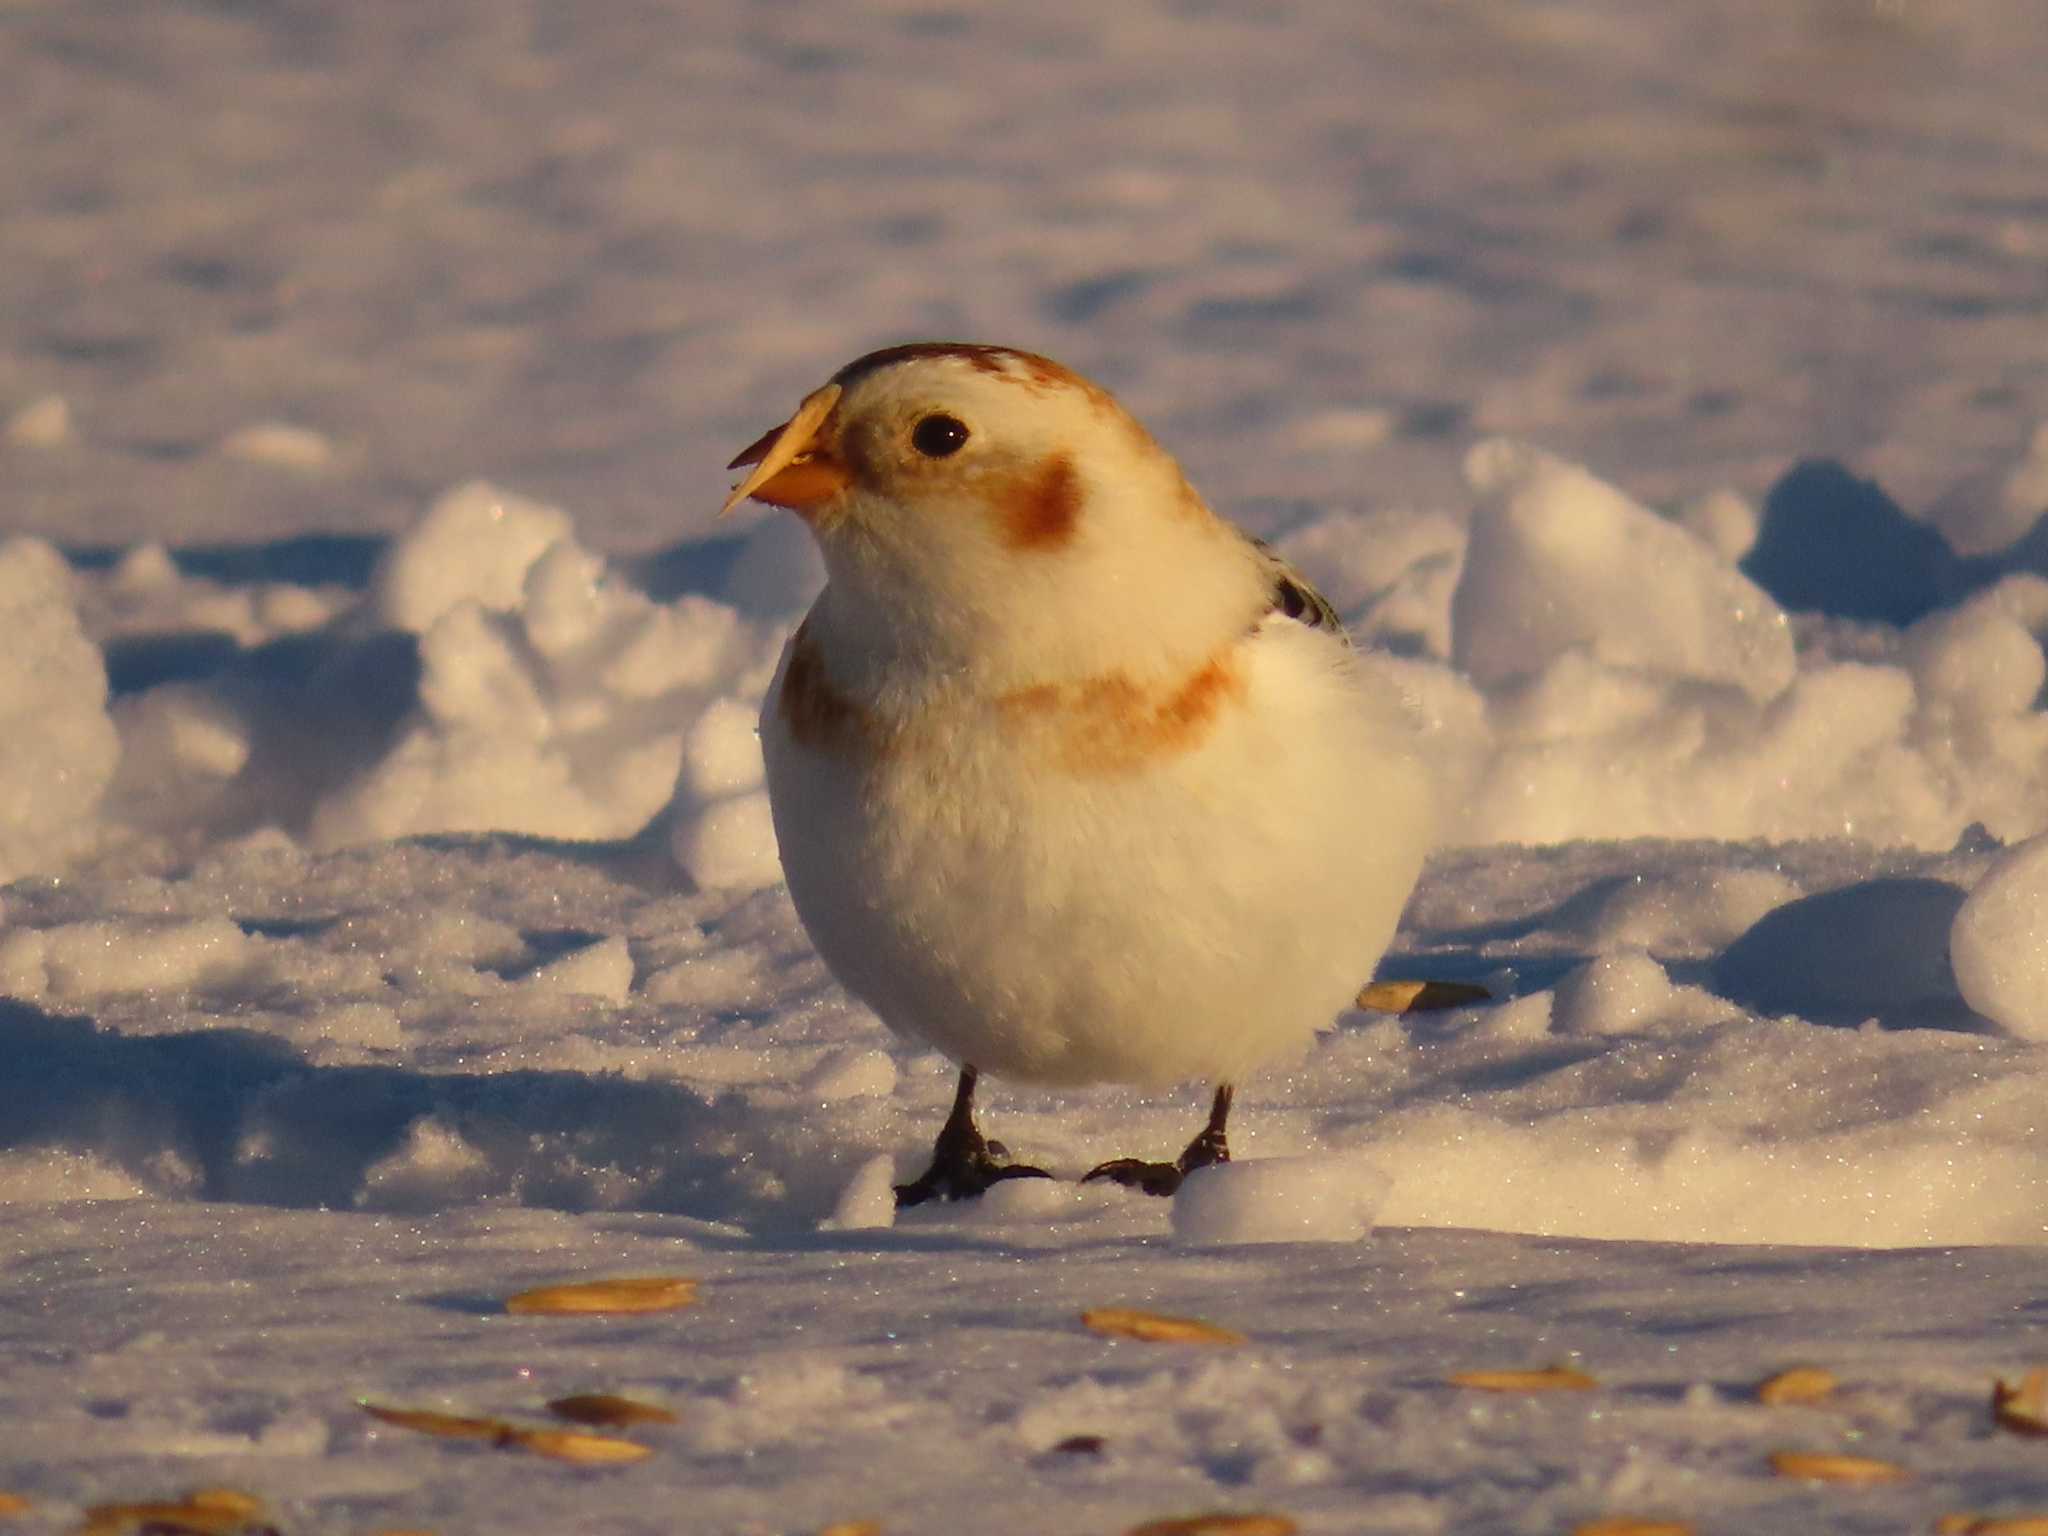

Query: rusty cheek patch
[777,623,882,759]
[999,651,1248,775]
[995,453,1083,551]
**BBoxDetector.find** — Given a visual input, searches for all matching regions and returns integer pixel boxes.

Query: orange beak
[720,383,851,517]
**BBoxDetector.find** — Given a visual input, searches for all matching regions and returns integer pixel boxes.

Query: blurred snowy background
[4,3,2048,1533]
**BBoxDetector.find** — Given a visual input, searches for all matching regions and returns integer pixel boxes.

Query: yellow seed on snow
[546,1393,679,1427]
[1449,1365,1599,1393]
[1993,1370,2048,1436]
[1125,1514,1299,1536]
[1573,1520,1694,1536]
[1356,979,1492,1014]
[506,1427,654,1465]
[1756,1366,1839,1406]
[1080,1307,1247,1347]
[182,1489,263,1517]
[76,1502,250,1536]
[359,1402,515,1443]
[1768,1450,1909,1484]
[504,1276,699,1315]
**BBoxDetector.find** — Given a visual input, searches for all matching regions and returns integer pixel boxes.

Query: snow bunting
[725,343,1434,1205]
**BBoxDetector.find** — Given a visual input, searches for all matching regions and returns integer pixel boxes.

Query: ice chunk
[1171,1155,1390,1245]
[1951,833,2048,1039]
[1453,440,1794,702]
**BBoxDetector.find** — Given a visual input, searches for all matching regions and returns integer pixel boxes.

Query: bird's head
[723,343,1264,683]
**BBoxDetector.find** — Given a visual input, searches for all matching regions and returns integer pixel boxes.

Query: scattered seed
[504,1428,654,1466]
[546,1393,678,1428]
[1573,1520,1694,1536]
[504,1277,698,1316]
[816,1524,882,1536]
[1768,1450,1908,1484]
[1356,979,1492,1014]
[182,1491,263,1518]
[1124,1515,1298,1536]
[0,1494,26,1517]
[359,1403,514,1443]
[1993,1371,2048,1436]
[1081,1307,1246,1347]
[1449,1365,1598,1393]
[76,1500,255,1536]
[1757,1366,1838,1406]
[1939,1516,2048,1535]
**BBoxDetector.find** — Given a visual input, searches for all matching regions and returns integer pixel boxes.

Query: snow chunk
[1928,421,2048,557]
[313,491,768,852]
[1453,440,1795,702]
[522,936,634,1002]
[669,789,782,892]
[356,1117,495,1211]
[5,393,72,448]
[1952,833,2048,1039]
[219,420,334,471]
[1550,948,1728,1036]
[0,539,120,879]
[1171,1155,1390,1246]
[371,481,577,632]
[800,1047,898,1102]
[819,1154,897,1231]
[1,916,258,1002]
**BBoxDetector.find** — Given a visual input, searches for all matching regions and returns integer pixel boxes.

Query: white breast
[759,614,1434,1088]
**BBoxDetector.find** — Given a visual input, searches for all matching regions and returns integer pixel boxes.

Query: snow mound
[1171,1156,1390,1246]
[1951,833,2048,1040]
[0,539,120,880]
[304,485,787,887]
[1453,439,1795,702]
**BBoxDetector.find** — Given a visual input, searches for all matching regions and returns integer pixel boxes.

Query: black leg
[1082,1083,1233,1197]
[894,1066,1054,1208]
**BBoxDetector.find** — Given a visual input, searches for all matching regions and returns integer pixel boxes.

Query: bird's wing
[1248,536,1348,642]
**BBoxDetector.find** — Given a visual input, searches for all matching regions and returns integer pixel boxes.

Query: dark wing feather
[1249,537,1348,642]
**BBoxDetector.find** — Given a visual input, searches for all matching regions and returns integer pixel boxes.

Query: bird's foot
[895,1137,1053,1208]
[1080,1157,1188,1197]
[1082,1097,1231,1198]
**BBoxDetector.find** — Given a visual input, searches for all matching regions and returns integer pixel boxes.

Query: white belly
[760,622,1433,1088]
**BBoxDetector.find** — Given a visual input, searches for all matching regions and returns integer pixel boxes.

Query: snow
[4,0,2048,1531]
[1952,833,2048,1041]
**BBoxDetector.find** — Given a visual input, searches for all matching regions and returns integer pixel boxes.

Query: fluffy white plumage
[726,343,1433,1192]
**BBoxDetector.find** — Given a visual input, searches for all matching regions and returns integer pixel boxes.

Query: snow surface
[4,1,2048,1532]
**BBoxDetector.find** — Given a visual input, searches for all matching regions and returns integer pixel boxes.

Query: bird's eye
[910,413,970,459]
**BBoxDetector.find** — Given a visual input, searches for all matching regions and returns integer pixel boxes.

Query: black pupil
[912,414,969,458]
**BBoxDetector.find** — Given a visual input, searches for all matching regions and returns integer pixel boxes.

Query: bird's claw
[894,1151,1053,1208]
[1080,1157,1186,1197]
